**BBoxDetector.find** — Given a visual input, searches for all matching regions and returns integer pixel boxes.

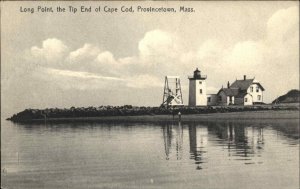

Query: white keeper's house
[188,68,265,106]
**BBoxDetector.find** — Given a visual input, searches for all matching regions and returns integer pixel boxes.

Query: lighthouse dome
[194,68,201,78]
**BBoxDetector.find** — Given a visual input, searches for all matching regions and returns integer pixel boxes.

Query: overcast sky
[1,1,299,117]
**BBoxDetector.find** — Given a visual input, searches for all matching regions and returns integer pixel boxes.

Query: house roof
[218,88,252,98]
[217,88,252,98]
[252,82,265,91]
[230,79,265,91]
[230,79,254,91]
[218,88,240,97]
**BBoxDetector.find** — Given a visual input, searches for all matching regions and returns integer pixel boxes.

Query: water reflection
[188,124,207,170]
[206,122,267,160]
[5,119,299,171]
[254,127,264,151]
[2,118,299,189]
[161,119,298,170]
[162,123,172,160]
[162,121,183,160]
[162,121,207,169]
[176,122,183,160]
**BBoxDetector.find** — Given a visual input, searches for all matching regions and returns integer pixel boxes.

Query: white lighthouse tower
[188,68,207,106]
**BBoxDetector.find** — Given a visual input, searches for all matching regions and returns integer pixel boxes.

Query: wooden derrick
[161,76,183,107]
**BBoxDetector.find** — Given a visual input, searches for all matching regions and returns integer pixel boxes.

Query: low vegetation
[7,104,299,122]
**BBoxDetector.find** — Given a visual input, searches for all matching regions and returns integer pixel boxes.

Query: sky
[1,1,299,117]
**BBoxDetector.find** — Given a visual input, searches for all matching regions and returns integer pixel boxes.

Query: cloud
[267,6,298,43]
[33,67,125,91]
[30,38,68,63]
[26,30,183,81]
[45,68,124,81]
[68,43,101,63]
[138,29,179,63]
[35,67,162,91]
[24,6,299,103]
[96,51,117,64]
[179,6,299,101]
[265,6,299,61]
[224,41,263,69]
[125,74,163,89]
[66,44,126,76]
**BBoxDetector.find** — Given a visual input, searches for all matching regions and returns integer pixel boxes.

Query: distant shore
[8,110,299,124]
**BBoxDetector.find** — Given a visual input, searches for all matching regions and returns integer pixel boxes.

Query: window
[258,95,261,100]
[218,96,222,101]
[245,98,248,102]
[250,87,253,92]
[229,96,233,103]
[256,86,259,92]
[199,81,202,84]
[207,97,211,102]
[200,89,202,94]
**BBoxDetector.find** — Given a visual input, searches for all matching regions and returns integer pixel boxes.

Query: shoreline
[8,110,299,124]
[7,103,300,123]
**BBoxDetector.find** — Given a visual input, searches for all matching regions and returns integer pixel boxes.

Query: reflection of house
[216,76,265,105]
[206,122,252,158]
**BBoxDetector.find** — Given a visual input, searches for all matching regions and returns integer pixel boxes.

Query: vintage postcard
[1,1,299,189]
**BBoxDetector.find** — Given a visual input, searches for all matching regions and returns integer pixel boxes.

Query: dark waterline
[1,118,299,189]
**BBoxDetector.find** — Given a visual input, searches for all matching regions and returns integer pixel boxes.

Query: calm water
[1,118,299,189]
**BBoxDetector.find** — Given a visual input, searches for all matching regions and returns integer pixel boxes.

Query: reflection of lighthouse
[188,125,207,169]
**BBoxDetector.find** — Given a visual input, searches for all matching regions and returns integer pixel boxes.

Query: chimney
[227,81,230,88]
[243,75,246,80]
